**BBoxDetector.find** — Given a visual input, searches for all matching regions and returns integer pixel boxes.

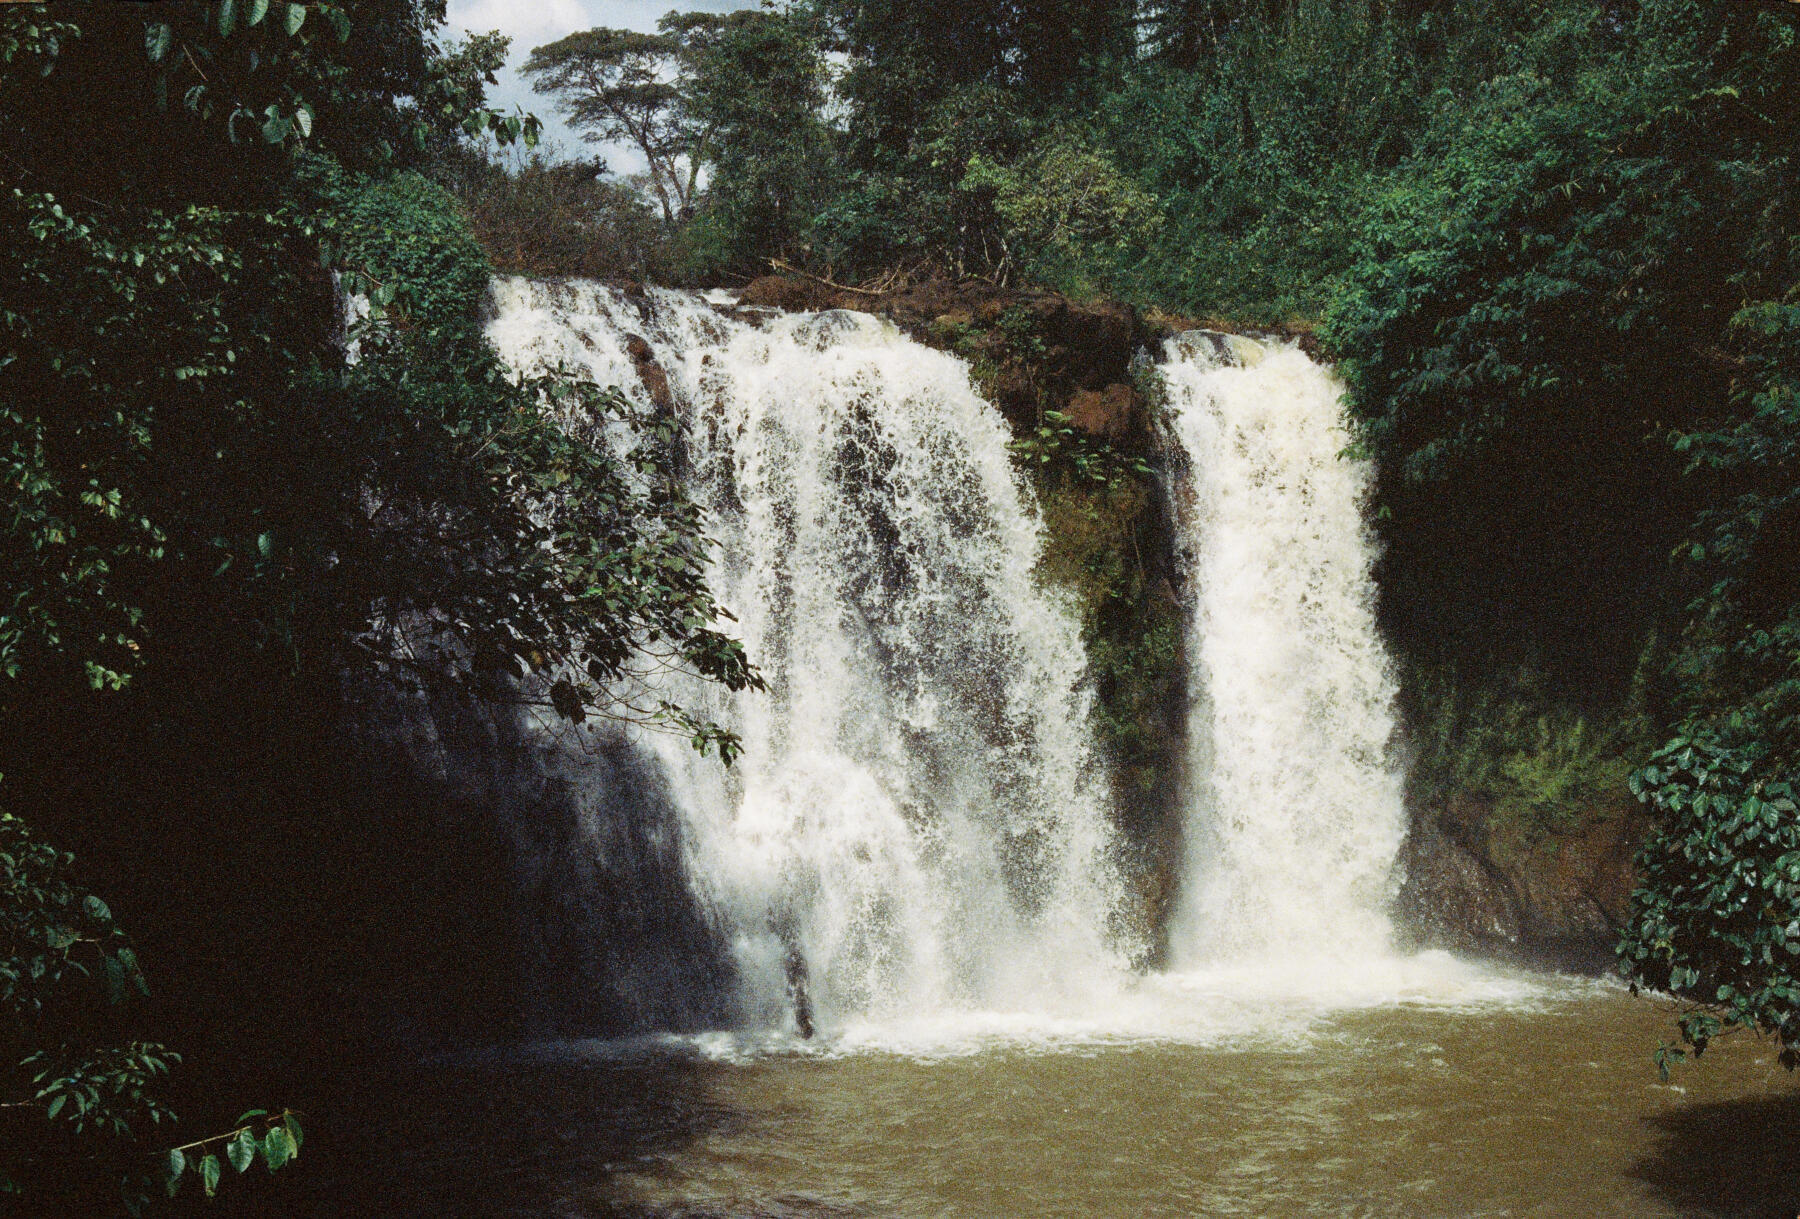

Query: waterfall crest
[1159,332,1406,966]
[486,279,1131,1036]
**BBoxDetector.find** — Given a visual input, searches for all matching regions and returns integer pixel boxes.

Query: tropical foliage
[0,0,757,1206]
[1318,0,1800,1064]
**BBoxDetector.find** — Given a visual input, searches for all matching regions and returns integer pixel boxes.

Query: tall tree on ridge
[523,27,697,224]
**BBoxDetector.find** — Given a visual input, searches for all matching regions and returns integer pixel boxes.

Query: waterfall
[1159,332,1406,967]
[485,279,1131,1037]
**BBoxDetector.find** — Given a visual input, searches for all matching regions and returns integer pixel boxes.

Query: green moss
[1404,646,1658,852]
[1037,488,1174,774]
[1030,465,1185,961]
[915,292,1186,949]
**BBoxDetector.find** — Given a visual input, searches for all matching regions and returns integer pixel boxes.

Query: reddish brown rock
[728,273,1152,445]
[1064,383,1137,439]
[1506,798,1643,945]
[1047,301,1137,391]
[635,363,674,414]
[739,275,845,312]
[1394,816,1522,954]
[623,333,675,413]
[987,367,1041,434]
[1396,791,1648,972]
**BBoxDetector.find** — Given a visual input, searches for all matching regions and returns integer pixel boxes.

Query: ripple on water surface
[306,961,1800,1218]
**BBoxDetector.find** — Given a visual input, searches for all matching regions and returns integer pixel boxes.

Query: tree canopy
[523,26,698,224]
[0,0,755,1206]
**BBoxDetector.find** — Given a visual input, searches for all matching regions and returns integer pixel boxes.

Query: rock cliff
[740,274,1149,441]
[1395,791,1645,971]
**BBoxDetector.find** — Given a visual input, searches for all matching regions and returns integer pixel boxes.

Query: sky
[443,0,758,173]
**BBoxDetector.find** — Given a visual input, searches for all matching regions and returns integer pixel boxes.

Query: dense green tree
[674,7,836,275]
[962,129,1162,286]
[1324,7,1722,683]
[1609,3,1800,1069]
[1095,0,1572,319]
[0,0,755,1206]
[457,150,670,280]
[810,0,1132,108]
[1319,0,1800,1064]
[651,0,1136,278]
[413,27,513,166]
[1325,0,1793,666]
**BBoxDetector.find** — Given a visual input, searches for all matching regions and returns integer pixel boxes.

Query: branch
[766,258,883,296]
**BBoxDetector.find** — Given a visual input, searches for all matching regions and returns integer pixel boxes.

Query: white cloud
[447,0,592,47]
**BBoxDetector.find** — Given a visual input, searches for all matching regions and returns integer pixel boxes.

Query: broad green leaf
[263,1126,291,1172]
[145,22,173,64]
[227,1129,256,1173]
[218,0,238,36]
[103,952,127,1002]
[284,4,306,36]
[200,1155,221,1197]
[246,0,270,25]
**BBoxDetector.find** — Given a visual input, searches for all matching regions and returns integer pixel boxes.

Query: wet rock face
[1394,815,1523,955]
[736,275,1147,442]
[353,667,739,1040]
[1065,383,1138,439]
[1395,792,1646,972]
[624,332,675,414]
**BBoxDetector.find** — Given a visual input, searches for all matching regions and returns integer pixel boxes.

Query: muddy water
[298,976,1800,1218]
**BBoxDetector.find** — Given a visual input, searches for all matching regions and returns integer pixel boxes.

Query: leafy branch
[157,1109,303,1202]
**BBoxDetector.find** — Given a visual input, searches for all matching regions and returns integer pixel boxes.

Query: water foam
[505,953,1587,1064]
[1159,332,1408,970]
[487,279,1131,1039]
[484,287,1553,1059]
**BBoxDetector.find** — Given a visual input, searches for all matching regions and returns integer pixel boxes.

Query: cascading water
[478,283,1539,1049]
[485,279,1131,1038]
[1158,332,1407,967]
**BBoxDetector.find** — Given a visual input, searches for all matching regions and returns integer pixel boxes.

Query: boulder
[1395,792,1647,972]
[987,366,1040,434]
[1394,815,1522,955]
[1045,300,1137,390]
[1507,799,1642,951]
